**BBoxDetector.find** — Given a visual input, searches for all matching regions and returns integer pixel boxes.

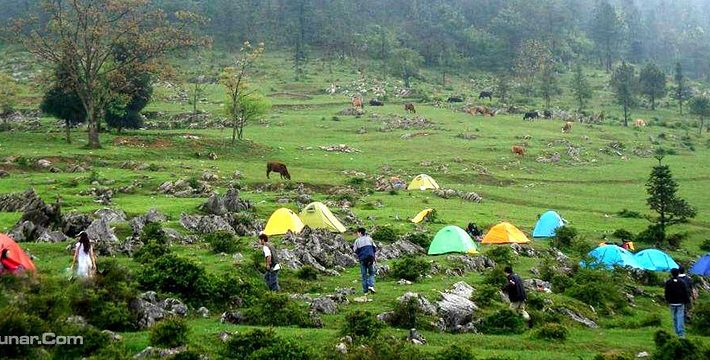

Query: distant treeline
[4,0,710,78]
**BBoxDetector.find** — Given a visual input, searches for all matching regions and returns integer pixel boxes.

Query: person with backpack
[504,266,530,321]
[665,268,690,338]
[259,233,280,292]
[353,228,377,295]
[678,266,696,322]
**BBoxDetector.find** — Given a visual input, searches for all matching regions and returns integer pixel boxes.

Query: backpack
[267,244,279,268]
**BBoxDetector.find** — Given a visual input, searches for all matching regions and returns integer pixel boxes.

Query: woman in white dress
[71,232,96,279]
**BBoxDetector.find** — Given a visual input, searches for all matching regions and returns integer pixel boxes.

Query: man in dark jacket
[678,266,695,321]
[665,268,690,337]
[504,266,530,320]
[353,228,377,294]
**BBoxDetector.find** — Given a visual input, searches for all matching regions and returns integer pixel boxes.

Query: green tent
[428,225,479,255]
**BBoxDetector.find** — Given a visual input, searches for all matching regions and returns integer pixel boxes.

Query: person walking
[665,268,690,338]
[353,228,377,295]
[70,232,96,279]
[504,266,530,321]
[259,233,280,291]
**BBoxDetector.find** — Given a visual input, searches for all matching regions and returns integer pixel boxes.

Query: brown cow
[475,106,495,117]
[511,146,525,157]
[635,118,646,127]
[405,103,416,113]
[266,162,291,180]
[562,122,573,133]
[351,96,363,109]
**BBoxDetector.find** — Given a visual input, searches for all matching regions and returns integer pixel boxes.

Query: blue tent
[582,245,640,269]
[690,254,710,276]
[634,249,679,272]
[533,211,566,238]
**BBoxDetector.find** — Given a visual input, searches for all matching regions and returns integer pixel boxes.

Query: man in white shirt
[259,233,280,291]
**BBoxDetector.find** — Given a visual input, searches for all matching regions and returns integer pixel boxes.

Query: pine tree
[539,61,561,111]
[639,62,666,110]
[571,64,592,113]
[689,95,710,136]
[611,61,637,127]
[675,62,686,115]
[646,156,696,240]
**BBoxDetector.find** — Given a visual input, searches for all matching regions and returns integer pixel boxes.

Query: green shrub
[51,322,111,360]
[372,226,398,242]
[700,239,710,252]
[482,265,509,288]
[149,317,190,348]
[666,232,687,249]
[391,256,431,282]
[593,352,634,360]
[629,269,664,286]
[653,330,710,360]
[612,229,635,241]
[134,240,172,264]
[565,268,626,315]
[551,274,574,293]
[296,266,319,281]
[435,344,477,360]
[243,292,316,328]
[169,351,203,360]
[340,338,423,360]
[551,226,577,249]
[636,224,665,245]
[205,231,240,254]
[534,323,568,341]
[616,209,643,219]
[473,284,501,307]
[390,297,433,330]
[486,246,516,265]
[141,222,167,243]
[0,307,48,359]
[691,302,710,336]
[223,328,312,360]
[478,310,526,335]
[137,254,216,308]
[341,310,384,342]
[403,232,431,249]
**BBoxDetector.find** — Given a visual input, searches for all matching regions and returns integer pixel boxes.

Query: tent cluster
[263,202,346,236]
[583,245,679,272]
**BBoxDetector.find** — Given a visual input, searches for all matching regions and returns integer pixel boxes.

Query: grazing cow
[479,91,493,101]
[543,110,552,119]
[562,122,573,133]
[369,99,384,106]
[523,112,539,121]
[635,118,646,127]
[351,96,363,109]
[472,106,495,117]
[447,96,463,103]
[511,146,525,157]
[266,161,291,180]
[405,103,416,113]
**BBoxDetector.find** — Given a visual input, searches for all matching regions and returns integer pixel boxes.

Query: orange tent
[482,222,531,244]
[0,233,36,271]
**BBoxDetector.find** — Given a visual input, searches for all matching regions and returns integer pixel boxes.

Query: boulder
[510,243,540,257]
[102,330,123,342]
[436,281,478,331]
[377,239,425,260]
[36,229,68,243]
[130,209,167,235]
[133,346,187,359]
[406,328,426,345]
[310,297,338,314]
[130,292,188,329]
[396,292,437,315]
[0,189,39,212]
[10,193,62,242]
[552,307,598,328]
[445,255,496,273]
[37,159,52,168]
[376,311,395,324]
[220,311,246,324]
[85,217,120,255]
[0,170,9,178]
[201,171,218,182]
[200,188,252,215]
[524,279,552,293]
[163,298,188,317]
[61,212,94,237]
[94,208,127,224]
[197,307,210,318]
[278,227,358,271]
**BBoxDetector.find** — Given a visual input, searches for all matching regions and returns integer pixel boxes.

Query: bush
[435,344,477,360]
[51,322,112,360]
[478,310,526,335]
[340,338,423,360]
[296,266,319,281]
[700,239,710,252]
[617,209,643,219]
[612,228,636,241]
[534,323,568,341]
[482,265,508,288]
[403,232,431,249]
[551,226,577,249]
[565,268,626,315]
[149,317,190,348]
[666,232,687,249]
[141,222,167,243]
[391,256,431,282]
[0,307,48,359]
[223,328,312,360]
[486,246,516,265]
[390,297,433,330]
[169,351,203,360]
[691,302,710,336]
[341,310,384,341]
[243,291,316,328]
[134,222,171,264]
[653,330,710,360]
[205,231,240,254]
[551,274,574,294]
[593,352,634,360]
[137,254,216,308]
[636,224,664,245]
[473,284,501,307]
[372,227,398,242]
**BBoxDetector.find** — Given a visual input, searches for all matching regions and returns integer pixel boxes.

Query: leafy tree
[497,75,511,103]
[590,1,622,71]
[227,92,270,141]
[515,39,550,95]
[0,72,20,131]
[539,61,562,110]
[611,61,638,127]
[40,71,87,144]
[571,64,592,112]
[221,41,266,143]
[365,25,395,79]
[674,62,686,115]
[639,62,666,110]
[689,95,710,135]
[12,0,204,148]
[646,156,696,240]
[390,48,423,88]
[105,46,153,134]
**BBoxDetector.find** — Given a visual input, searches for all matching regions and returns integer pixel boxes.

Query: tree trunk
[232,119,237,144]
[623,101,629,127]
[700,117,705,136]
[87,109,101,149]
[651,94,655,110]
[65,120,71,144]
[680,100,683,115]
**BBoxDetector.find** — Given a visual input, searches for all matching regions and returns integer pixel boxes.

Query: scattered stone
[377,239,425,260]
[310,297,338,314]
[0,189,39,212]
[197,307,210,318]
[335,342,348,354]
[510,243,539,257]
[199,188,253,215]
[278,227,358,271]
[218,331,232,342]
[446,255,496,273]
[0,170,9,178]
[129,209,167,235]
[37,159,52,168]
[180,213,237,235]
[552,307,598,328]
[397,279,412,285]
[232,170,242,180]
[130,292,187,329]
[636,351,650,358]
[406,328,426,345]
[220,310,246,325]
[436,282,478,331]
[319,144,360,153]
[397,292,436,315]
[376,311,395,324]
[102,330,123,342]
[94,208,127,224]
[201,171,218,182]
[133,345,187,359]
[61,211,93,237]
[524,279,552,293]
[378,115,436,132]
[339,108,365,116]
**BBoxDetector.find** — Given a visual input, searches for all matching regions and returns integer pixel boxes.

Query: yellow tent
[411,208,433,224]
[263,208,305,236]
[407,174,440,190]
[299,202,346,233]
[482,222,531,244]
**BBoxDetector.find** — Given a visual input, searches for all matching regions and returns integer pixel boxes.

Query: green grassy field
[2,50,710,359]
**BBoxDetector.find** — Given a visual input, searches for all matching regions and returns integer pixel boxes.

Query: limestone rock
[310,297,338,314]
[377,239,425,261]
[220,311,246,325]
[85,217,120,255]
[436,281,478,331]
[396,292,437,315]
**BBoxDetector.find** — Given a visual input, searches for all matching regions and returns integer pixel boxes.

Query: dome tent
[0,233,36,271]
[263,208,305,236]
[411,208,433,224]
[407,174,440,191]
[482,222,531,244]
[532,211,566,238]
[428,226,478,255]
[634,249,679,272]
[583,245,640,269]
[299,202,346,233]
[690,253,710,276]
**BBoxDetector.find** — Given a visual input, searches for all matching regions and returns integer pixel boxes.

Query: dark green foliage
[341,310,385,341]
[391,256,431,282]
[169,351,203,360]
[611,61,638,126]
[0,307,48,359]
[593,352,634,360]
[700,239,710,252]
[565,268,627,315]
[149,317,190,348]
[691,302,710,336]
[551,274,574,294]
[473,284,500,307]
[51,322,111,360]
[105,45,152,133]
[534,323,568,341]
[609,313,662,329]
[435,344,477,360]
[572,63,592,112]
[372,226,398,243]
[538,258,556,282]
[340,338,423,360]
[483,265,508,288]
[617,209,643,219]
[205,231,240,254]
[486,246,516,265]
[223,328,312,360]
[636,224,665,245]
[689,95,710,135]
[652,330,710,360]
[613,228,636,240]
[629,269,664,287]
[646,159,697,245]
[390,297,432,330]
[134,222,171,264]
[243,291,316,328]
[137,254,216,308]
[402,232,430,249]
[478,310,526,335]
[551,226,577,249]
[296,266,319,281]
[639,62,667,110]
